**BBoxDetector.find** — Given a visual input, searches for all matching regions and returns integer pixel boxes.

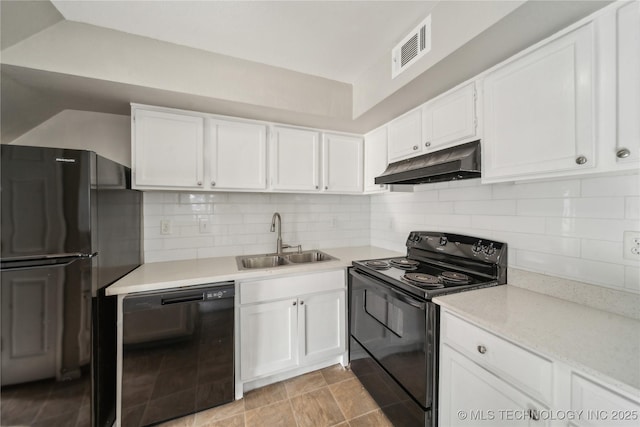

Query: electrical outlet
[623,231,640,260]
[199,218,211,234]
[160,219,172,235]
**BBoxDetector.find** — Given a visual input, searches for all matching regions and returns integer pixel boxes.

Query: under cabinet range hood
[375,140,481,185]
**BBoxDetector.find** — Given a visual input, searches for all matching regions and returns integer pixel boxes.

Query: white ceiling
[50,0,437,84]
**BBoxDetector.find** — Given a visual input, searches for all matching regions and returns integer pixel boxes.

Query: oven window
[364,289,404,337]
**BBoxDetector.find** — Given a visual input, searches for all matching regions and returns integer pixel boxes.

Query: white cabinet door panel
[322,134,363,193]
[424,82,476,150]
[616,1,640,164]
[240,299,298,381]
[483,23,596,181]
[271,127,320,191]
[209,120,267,190]
[364,126,389,193]
[299,291,345,364]
[388,108,423,162]
[133,109,204,188]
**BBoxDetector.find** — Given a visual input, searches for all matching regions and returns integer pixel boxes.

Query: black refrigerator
[1,145,142,427]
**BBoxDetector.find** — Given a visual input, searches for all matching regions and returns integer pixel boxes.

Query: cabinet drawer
[240,269,345,304]
[442,311,553,405]
[571,374,640,427]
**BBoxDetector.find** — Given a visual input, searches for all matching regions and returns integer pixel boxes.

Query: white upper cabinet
[322,133,363,193]
[363,126,389,193]
[388,107,424,162]
[271,126,321,192]
[482,23,596,183]
[388,82,478,164]
[423,82,477,152]
[615,0,640,165]
[133,108,204,189]
[208,119,267,190]
[132,106,268,192]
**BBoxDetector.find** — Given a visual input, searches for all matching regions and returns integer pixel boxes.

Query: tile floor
[158,365,392,427]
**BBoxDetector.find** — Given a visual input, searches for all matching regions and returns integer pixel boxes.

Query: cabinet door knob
[425,142,431,147]
[413,145,418,150]
[477,345,487,354]
[324,186,328,190]
[293,301,297,306]
[575,156,587,165]
[617,148,631,159]
[197,181,203,186]
[211,181,216,187]
[315,185,319,189]
[300,300,304,305]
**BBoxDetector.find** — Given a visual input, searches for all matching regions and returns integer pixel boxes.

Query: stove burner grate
[364,260,391,270]
[402,273,444,288]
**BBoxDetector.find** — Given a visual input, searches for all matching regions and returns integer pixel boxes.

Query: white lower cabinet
[238,270,346,388]
[440,345,549,426]
[240,298,298,380]
[298,291,346,364]
[440,310,640,427]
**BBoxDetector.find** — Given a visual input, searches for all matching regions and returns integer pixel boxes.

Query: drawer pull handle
[477,345,487,354]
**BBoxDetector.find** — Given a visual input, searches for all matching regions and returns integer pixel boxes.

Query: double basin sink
[236,250,337,270]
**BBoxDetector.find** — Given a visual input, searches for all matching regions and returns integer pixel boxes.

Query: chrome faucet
[270,212,300,254]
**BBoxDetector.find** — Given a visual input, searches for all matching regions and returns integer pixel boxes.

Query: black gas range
[348,231,507,427]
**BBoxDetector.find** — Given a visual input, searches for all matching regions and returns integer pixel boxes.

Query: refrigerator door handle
[0,253,96,271]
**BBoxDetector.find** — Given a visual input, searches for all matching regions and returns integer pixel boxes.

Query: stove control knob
[472,241,483,254]
[484,243,496,256]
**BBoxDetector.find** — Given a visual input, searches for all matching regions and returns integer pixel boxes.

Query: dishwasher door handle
[162,293,204,305]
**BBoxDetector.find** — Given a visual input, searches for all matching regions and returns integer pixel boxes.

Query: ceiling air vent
[392,15,432,79]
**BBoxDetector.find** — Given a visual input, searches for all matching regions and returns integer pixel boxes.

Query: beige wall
[9,110,131,167]
[1,21,352,120]
[352,1,523,118]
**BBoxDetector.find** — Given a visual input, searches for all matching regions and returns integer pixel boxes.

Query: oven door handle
[351,269,426,311]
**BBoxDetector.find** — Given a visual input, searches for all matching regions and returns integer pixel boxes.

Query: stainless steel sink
[285,250,334,264]
[239,255,289,269]
[236,250,337,270]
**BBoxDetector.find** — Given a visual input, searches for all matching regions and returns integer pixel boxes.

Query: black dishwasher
[121,282,234,426]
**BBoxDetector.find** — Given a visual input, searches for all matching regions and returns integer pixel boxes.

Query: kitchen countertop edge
[106,246,404,296]
[434,285,640,398]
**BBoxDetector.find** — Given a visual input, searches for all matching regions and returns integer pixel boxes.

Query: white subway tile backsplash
[545,218,638,242]
[492,179,581,199]
[144,192,370,262]
[471,215,546,234]
[626,196,640,220]
[581,173,640,197]
[516,250,626,289]
[454,200,517,216]
[438,185,492,201]
[517,198,625,219]
[143,172,639,294]
[492,231,581,257]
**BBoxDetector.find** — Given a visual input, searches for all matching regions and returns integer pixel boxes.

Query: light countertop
[106,246,403,296]
[434,285,640,397]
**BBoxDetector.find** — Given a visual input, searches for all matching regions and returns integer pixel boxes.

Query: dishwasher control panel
[206,288,232,299]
